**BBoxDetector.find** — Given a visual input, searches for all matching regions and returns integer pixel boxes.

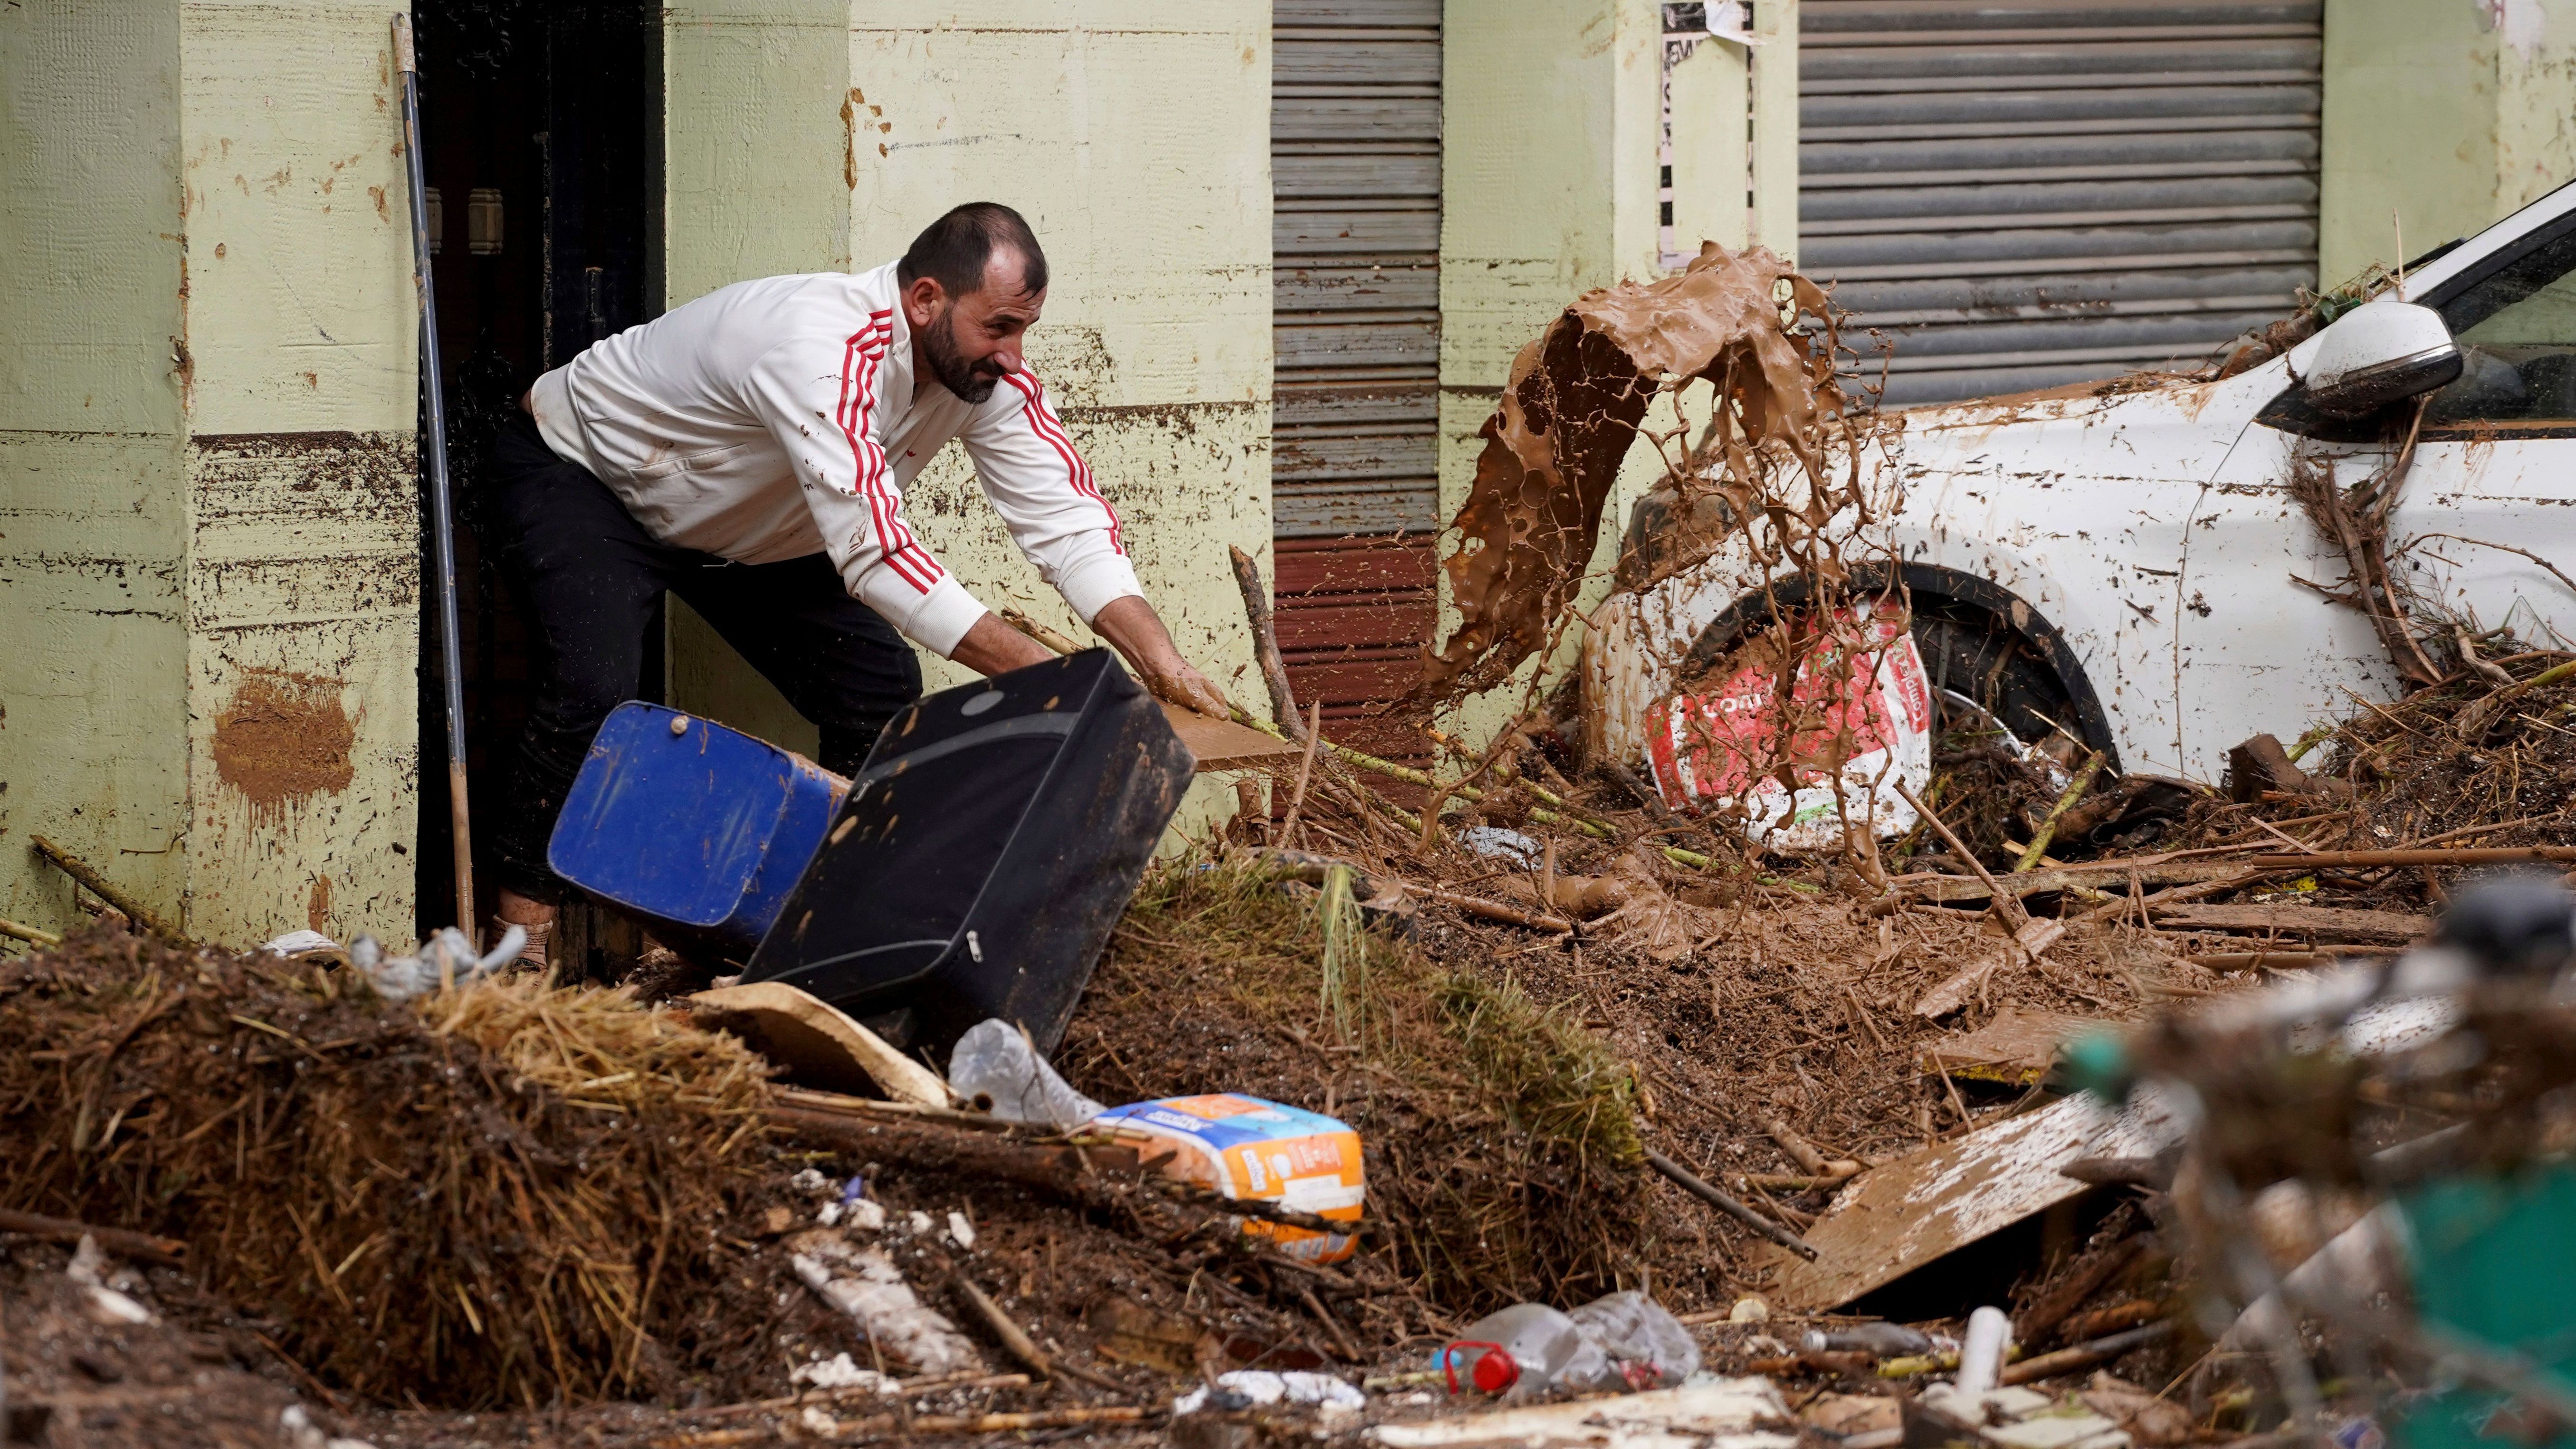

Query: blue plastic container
[547,702,847,958]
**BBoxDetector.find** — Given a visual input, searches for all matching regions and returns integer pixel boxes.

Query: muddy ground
[5,659,2571,1447]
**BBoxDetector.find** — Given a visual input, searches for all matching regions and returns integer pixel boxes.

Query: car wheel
[1909,594,2080,750]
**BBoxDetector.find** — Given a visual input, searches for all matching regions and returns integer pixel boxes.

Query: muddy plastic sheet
[1422,244,1841,702]
[1643,601,1932,850]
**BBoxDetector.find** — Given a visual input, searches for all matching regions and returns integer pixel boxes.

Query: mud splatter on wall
[210,668,356,821]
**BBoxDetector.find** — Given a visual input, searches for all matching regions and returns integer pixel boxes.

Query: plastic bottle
[946,1018,1105,1129]
[1438,1291,1699,1399]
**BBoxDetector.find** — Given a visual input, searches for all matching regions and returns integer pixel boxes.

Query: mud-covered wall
[178,2,420,947]
[0,2,419,946]
[2320,0,2576,286]
[661,1,1273,843]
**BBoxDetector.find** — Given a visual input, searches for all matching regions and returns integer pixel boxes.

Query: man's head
[897,203,1048,404]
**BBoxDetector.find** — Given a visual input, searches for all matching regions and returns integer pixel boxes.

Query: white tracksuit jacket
[527,261,1138,658]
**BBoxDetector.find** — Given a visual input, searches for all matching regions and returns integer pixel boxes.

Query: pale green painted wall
[0,1,418,947]
[661,2,1273,842]
[2321,0,2576,288]
[0,1,192,935]
[663,0,857,756]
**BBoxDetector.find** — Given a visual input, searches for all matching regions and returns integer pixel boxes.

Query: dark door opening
[411,0,661,973]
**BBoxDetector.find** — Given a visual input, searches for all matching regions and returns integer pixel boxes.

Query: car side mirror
[2283,299,2463,418]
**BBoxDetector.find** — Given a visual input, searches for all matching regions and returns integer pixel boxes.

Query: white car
[1589,185,2576,788]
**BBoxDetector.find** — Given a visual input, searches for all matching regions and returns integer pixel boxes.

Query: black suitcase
[741,648,1195,1056]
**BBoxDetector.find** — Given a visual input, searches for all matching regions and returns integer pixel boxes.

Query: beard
[919,309,1007,403]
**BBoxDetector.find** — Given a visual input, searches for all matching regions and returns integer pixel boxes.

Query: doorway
[410,0,661,972]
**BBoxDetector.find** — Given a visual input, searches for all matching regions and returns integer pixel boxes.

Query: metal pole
[393,14,477,935]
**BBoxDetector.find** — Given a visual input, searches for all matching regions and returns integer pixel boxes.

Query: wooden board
[1919,1008,2105,1086]
[2148,903,2431,945]
[688,981,951,1106]
[1760,1087,2184,1311]
[1160,702,1305,771]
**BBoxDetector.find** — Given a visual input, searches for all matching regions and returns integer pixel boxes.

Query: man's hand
[1090,595,1235,719]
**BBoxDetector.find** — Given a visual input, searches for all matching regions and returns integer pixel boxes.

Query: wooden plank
[1275,264,1441,313]
[1275,0,1441,28]
[1920,1008,2103,1086]
[1273,381,1438,429]
[1273,484,1439,538]
[1273,153,1441,201]
[1762,1088,2184,1311]
[1274,38,1442,86]
[1271,95,1444,144]
[1899,858,2260,903]
[1275,318,1441,371]
[1159,702,1304,771]
[1284,655,1418,705]
[1274,204,1441,257]
[2148,902,2431,944]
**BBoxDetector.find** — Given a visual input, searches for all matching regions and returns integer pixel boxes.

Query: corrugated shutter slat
[1799,0,2322,405]
[1273,2,1440,755]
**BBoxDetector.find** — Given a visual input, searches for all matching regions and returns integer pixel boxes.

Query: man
[484,202,1229,963]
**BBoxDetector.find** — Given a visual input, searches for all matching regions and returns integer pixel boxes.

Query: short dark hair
[897,203,1048,300]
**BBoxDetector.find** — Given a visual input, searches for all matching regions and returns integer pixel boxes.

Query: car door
[2397,215,2576,651]
[2210,211,2576,737]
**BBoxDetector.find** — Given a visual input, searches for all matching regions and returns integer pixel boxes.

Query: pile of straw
[0,929,774,1409]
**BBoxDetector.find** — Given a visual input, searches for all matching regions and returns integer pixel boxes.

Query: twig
[0,1209,186,1266]
[998,608,1081,657]
[2013,753,2102,872]
[2456,621,2516,687]
[1998,1320,2175,1385]
[1228,545,1309,743]
[2408,531,2576,603]
[1413,885,1572,934]
[1298,1283,1364,1361]
[0,917,63,948]
[694,1372,1031,1422]
[2454,658,2576,739]
[29,836,190,947]
[2244,846,2576,869]
[950,1271,1123,1391]
[1894,782,2030,933]
[1278,702,1324,848]
[1643,1147,1818,1260]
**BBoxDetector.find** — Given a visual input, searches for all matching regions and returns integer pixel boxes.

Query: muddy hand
[1153,660,1234,720]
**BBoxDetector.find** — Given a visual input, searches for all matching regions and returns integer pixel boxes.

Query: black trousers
[482,411,923,903]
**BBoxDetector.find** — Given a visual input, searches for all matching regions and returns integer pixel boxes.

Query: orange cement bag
[1089,1094,1364,1263]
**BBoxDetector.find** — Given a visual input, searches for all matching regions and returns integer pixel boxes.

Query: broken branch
[29,835,190,948]
[2243,846,2576,870]
[0,1208,188,1266]
[1894,781,2030,933]
[1643,1147,1818,1260]
[2013,753,2103,873]
[1228,544,1308,743]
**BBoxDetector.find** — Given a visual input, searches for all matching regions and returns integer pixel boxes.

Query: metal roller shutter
[1274,0,1441,760]
[1797,0,2323,407]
